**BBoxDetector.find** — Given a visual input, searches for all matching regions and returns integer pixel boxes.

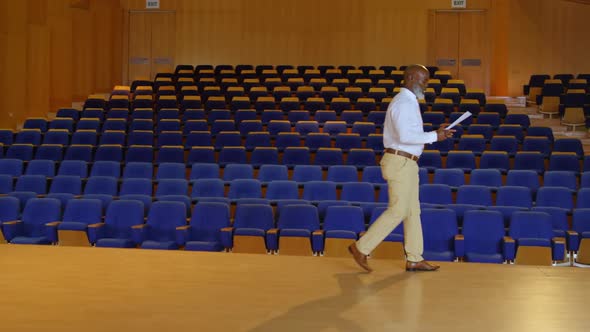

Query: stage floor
[0,245,589,332]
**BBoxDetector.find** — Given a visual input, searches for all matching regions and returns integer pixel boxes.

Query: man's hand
[436,124,456,141]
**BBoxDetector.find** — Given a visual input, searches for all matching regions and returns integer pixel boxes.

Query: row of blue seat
[3,195,589,264]
[22,113,533,134]
[0,142,587,174]
[1,170,588,214]
[2,157,589,188]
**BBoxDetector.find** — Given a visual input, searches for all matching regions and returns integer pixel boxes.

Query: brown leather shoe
[405,260,440,272]
[348,243,372,272]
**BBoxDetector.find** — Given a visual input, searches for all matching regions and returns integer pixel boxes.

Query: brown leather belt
[384,148,419,161]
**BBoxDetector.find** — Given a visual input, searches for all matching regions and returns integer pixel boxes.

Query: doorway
[127,11,176,83]
[429,10,489,94]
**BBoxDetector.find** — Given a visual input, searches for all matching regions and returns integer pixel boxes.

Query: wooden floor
[1,245,589,332]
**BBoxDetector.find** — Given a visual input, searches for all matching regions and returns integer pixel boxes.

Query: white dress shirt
[383,88,438,157]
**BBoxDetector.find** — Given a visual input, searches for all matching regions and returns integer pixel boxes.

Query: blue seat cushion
[383,233,404,242]
[83,194,114,209]
[10,236,52,245]
[234,228,265,237]
[517,238,551,247]
[465,252,504,264]
[325,230,357,239]
[192,197,231,205]
[95,238,136,248]
[46,193,76,207]
[184,241,224,251]
[141,240,178,250]
[280,229,311,237]
[58,222,88,231]
[423,250,455,262]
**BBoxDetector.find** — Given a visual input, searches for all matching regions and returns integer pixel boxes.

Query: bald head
[403,64,429,99]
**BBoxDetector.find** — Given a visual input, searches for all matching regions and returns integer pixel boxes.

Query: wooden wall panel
[508,0,590,95]
[47,0,74,111]
[0,1,28,128]
[26,24,50,118]
[489,0,509,96]
[71,7,95,100]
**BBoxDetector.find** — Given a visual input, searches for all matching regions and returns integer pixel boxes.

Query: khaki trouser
[356,153,424,262]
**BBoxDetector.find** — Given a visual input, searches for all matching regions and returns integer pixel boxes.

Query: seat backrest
[62,198,102,224]
[228,179,262,200]
[25,159,55,177]
[469,169,502,188]
[509,211,553,240]
[146,201,187,241]
[191,178,225,198]
[119,178,152,196]
[496,186,532,208]
[156,162,186,180]
[323,206,365,233]
[257,165,289,183]
[277,204,319,231]
[0,196,20,222]
[327,165,358,183]
[90,161,121,178]
[535,186,574,210]
[84,176,118,195]
[189,202,231,241]
[22,198,61,236]
[463,210,505,255]
[291,165,322,183]
[222,164,254,181]
[155,179,188,197]
[505,170,540,193]
[433,168,465,187]
[421,208,458,254]
[419,184,453,205]
[14,175,47,194]
[265,180,299,200]
[50,175,82,195]
[233,204,274,230]
[456,185,492,206]
[572,208,590,234]
[302,181,337,201]
[543,171,578,191]
[104,200,145,238]
[340,182,375,203]
[123,162,153,179]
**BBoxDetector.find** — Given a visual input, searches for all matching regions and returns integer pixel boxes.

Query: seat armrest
[45,221,62,243]
[552,237,566,261]
[175,226,191,246]
[312,230,324,254]
[566,230,580,252]
[2,220,23,241]
[131,224,148,245]
[266,228,279,252]
[87,223,105,244]
[220,227,234,249]
[503,236,516,261]
[454,234,465,259]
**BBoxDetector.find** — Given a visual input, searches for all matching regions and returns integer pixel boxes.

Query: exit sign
[146,0,159,9]
[452,0,466,8]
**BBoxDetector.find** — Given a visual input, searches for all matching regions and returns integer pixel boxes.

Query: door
[430,10,489,93]
[128,11,175,83]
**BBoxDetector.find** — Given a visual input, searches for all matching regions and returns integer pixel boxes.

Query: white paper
[445,111,472,130]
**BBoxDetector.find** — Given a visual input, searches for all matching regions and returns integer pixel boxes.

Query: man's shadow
[248,271,411,332]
